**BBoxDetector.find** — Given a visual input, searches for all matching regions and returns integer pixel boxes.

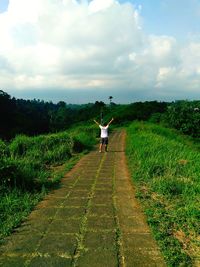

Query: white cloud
[0,0,200,101]
[88,0,115,13]
[181,43,200,75]
[156,67,176,88]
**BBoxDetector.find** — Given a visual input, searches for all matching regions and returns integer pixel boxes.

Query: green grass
[126,122,200,267]
[0,124,98,241]
[0,186,45,241]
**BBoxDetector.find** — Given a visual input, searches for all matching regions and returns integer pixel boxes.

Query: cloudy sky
[0,0,200,103]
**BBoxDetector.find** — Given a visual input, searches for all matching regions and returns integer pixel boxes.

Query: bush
[0,158,18,186]
[149,113,163,123]
[164,100,200,138]
[0,139,9,156]
[1,124,97,189]
[72,132,96,152]
[9,135,34,157]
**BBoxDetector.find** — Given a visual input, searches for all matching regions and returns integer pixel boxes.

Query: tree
[109,96,113,105]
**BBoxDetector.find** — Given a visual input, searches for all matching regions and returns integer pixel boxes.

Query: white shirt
[99,125,109,138]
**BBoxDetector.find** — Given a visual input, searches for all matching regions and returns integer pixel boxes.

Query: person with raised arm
[94,118,114,152]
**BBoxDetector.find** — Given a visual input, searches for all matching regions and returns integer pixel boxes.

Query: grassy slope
[0,124,97,241]
[126,122,200,266]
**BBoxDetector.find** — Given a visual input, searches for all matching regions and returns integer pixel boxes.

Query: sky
[0,0,200,103]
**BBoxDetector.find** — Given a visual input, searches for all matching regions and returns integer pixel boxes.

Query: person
[94,118,114,152]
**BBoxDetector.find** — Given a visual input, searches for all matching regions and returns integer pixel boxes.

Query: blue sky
[119,0,200,40]
[0,0,8,13]
[0,0,200,103]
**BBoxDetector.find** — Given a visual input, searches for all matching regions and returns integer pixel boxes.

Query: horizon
[1,0,200,103]
[2,89,199,105]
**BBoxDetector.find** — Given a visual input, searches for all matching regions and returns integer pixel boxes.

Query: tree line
[0,90,105,140]
[0,90,199,140]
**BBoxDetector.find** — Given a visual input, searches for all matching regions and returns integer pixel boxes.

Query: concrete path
[0,130,166,267]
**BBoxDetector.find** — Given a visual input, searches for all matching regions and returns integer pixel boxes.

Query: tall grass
[0,124,97,240]
[126,122,200,266]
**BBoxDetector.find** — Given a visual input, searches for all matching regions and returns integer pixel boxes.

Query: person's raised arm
[107,118,114,126]
[93,119,100,126]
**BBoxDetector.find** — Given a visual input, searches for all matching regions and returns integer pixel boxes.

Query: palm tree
[109,96,113,105]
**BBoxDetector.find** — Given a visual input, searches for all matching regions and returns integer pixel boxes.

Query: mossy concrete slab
[116,204,141,217]
[119,216,150,233]
[92,195,113,205]
[21,218,52,233]
[48,219,81,234]
[1,233,42,254]
[29,208,57,219]
[100,168,114,173]
[97,175,113,179]
[122,233,162,251]
[89,205,114,217]
[95,185,113,191]
[123,249,166,267]
[115,189,133,197]
[75,180,94,186]
[84,231,116,250]
[29,256,72,267]
[44,195,66,201]
[98,172,114,178]
[69,190,90,198]
[63,197,88,207]
[36,198,64,208]
[87,216,116,231]
[115,197,140,209]
[37,234,77,256]
[77,249,118,267]
[93,191,113,198]
[95,180,113,186]
[90,202,113,209]
[72,184,93,190]
[55,207,85,219]
[53,190,70,198]
[0,256,28,267]
[61,179,78,187]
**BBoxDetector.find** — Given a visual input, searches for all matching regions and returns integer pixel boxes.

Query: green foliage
[9,133,73,160]
[164,100,200,137]
[126,122,200,266]
[0,139,8,156]
[103,101,167,126]
[72,133,96,152]
[1,124,97,189]
[0,186,44,239]
[0,158,18,186]
[148,112,164,123]
[0,90,108,140]
[70,125,98,152]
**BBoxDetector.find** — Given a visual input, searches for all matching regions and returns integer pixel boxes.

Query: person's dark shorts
[100,137,108,145]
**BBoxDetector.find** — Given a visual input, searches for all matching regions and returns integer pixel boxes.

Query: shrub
[72,132,96,153]
[0,139,8,156]
[164,100,200,138]
[0,158,18,186]
[9,135,34,157]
